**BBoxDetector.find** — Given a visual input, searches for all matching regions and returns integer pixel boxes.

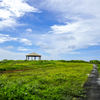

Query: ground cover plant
[0,60,56,71]
[0,60,93,100]
[89,60,100,73]
[0,60,88,71]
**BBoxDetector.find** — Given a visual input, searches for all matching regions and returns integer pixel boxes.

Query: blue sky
[0,0,100,61]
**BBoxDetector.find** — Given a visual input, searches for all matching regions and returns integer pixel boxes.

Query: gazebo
[26,52,41,60]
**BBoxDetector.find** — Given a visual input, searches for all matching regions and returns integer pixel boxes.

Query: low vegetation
[0,60,93,100]
[89,60,100,73]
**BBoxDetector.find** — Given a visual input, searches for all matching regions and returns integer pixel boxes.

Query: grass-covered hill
[0,60,96,100]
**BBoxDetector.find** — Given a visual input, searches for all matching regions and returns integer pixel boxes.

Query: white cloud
[18,47,29,51]
[0,48,26,60]
[0,0,39,17]
[0,33,18,43]
[31,24,100,57]
[0,9,13,19]
[20,38,32,45]
[0,18,18,29]
[41,45,53,49]
[0,0,40,29]
[4,46,14,49]
[0,33,33,46]
[26,28,32,33]
[50,22,80,34]
[50,21,92,34]
[23,1,100,60]
[36,42,46,46]
[29,0,100,58]
[34,0,100,17]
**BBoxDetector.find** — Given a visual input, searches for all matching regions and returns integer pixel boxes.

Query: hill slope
[0,60,93,100]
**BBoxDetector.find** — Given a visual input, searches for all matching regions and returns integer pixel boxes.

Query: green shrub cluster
[59,60,88,63]
[89,60,100,64]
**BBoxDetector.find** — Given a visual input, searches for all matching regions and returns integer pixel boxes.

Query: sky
[0,0,100,61]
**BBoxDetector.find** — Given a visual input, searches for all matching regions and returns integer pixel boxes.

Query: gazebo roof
[26,52,41,57]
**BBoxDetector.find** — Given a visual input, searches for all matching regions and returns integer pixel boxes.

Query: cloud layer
[0,33,32,45]
[29,0,100,57]
[0,0,39,29]
[0,34,17,43]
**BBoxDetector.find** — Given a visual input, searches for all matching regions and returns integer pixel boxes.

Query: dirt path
[0,69,31,74]
[81,64,100,100]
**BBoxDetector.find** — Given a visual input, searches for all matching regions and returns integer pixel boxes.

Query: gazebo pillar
[26,56,27,60]
[39,57,41,60]
[34,56,36,60]
[31,57,33,60]
[28,56,29,60]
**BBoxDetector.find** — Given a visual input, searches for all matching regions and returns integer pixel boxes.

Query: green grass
[0,60,56,71]
[0,60,93,100]
[97,64,100,73]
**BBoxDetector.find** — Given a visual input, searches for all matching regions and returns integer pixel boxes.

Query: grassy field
[0,60,93,100]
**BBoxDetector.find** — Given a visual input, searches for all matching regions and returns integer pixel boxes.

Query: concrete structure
[26,52,41,60]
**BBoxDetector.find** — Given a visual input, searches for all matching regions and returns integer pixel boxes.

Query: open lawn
[0,60,93,100]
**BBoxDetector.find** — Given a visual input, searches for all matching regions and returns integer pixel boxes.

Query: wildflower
[87,74,89,76]
[25,93,27,95]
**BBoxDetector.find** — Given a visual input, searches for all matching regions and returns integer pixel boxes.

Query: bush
[89,60,100,64]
